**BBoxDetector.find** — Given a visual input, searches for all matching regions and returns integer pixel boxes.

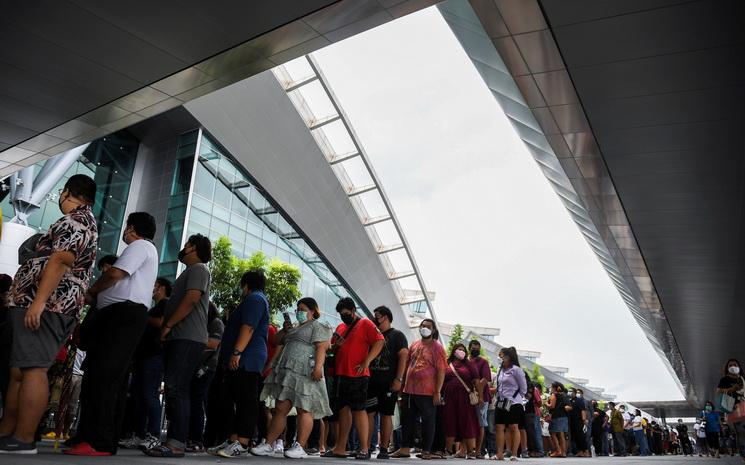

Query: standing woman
[717,358,745,460]
[546,382,569,458]
[442,342,481,458]
[701,400,723,459]
[250,297,332,459]
[493,347,527,461]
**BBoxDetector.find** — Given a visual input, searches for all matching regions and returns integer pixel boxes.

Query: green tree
[531,363,546,389]
[447,323,464,354]
[264,258,302,315]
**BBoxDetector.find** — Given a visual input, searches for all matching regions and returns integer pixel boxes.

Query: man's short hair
[468,339,481,348]
[64,174,97,204]
[156,277,173,297]
[186,234,212,263]
[126,212,156,240]
[241,271,266,292]
[373,305,393,323]
[97,254,118,271]
[335,297,355,313]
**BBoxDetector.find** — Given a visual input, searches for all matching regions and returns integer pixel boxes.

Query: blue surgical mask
[296,310,308,324]
[705,405,713,412]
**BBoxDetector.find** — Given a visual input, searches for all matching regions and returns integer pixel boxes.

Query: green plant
[447,323,464,354]
[208,236,301,316]
[531,363,546,388]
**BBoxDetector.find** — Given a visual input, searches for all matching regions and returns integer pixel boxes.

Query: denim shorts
[476,402,489,427]
[549,416,569,433]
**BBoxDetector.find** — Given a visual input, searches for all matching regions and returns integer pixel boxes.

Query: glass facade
[1,131,139,263]
[161,131,359,324]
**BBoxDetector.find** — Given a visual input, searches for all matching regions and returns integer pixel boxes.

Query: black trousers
[76,302,147,454]
[215,369,261,440]
[569,417,588,451]
[401,394,437,452]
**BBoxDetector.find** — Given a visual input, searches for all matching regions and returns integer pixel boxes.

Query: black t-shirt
[718,375,745,404]
[369,327,408,383]
[676,424,688,436]
[569,397,586,421]
[135,299,167,359]
[591,408,607,429]
[551,392,568,418]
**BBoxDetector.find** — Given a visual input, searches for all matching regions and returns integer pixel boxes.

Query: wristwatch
[232,349,243,356]
[394,377,403,383]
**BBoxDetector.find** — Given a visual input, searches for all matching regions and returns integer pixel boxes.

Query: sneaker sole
[0,449,38,454]
[251,450,274,457]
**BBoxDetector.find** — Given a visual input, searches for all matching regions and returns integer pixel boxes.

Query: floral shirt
[11,205,98,317]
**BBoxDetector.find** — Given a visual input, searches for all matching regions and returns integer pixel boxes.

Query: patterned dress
[261,319,333,419]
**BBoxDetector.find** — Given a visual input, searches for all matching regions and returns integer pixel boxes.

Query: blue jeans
[164,340,205,448]
[133,354,164,438]
[634,430,650,455]
[486,409,497,455]
[532,414,544,454]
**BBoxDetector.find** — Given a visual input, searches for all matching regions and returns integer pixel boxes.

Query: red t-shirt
[333,318,383,378]
[262,324,278,378]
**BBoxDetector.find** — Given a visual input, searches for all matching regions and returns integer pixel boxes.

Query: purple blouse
[496,364,527,404]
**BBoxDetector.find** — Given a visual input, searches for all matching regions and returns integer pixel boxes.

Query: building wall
[185,71,408,327]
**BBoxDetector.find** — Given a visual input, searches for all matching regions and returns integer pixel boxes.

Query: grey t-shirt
[204,318,225,371]
[164,263,211,344]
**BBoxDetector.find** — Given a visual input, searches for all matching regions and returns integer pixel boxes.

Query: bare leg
[558,432,567,456]
[296,410,314,448]
[476,426,485,456]
[496,424,506,459]
[446,437,456,455]
[550,433,559,455]
[332,408,352,455]
[264,400,293,446]
[320,419,327,453]
[14,368,50,443]
[509,425,521,459]
[465,438,476,456]
[0,368,22,436]
[367,412,376,451]
[353,409,370,454]
[380,414,393,452]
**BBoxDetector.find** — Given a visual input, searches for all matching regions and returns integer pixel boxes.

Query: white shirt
[72,349,86,376]
[694,423,706,438]
[98,239,158,308]
[622,412,631,429]
[632,416,643,431]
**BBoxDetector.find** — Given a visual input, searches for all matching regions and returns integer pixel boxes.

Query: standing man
[567,388,589,457]
[676,419,692,456]
[212,271,268,458]
[329,298,384,460]
[0,175,98,455]
[467,340,491,458]
[144,234,212,458]
[66,212,159,456]
[366,306,408,459]
[608,402,627,456]
[590,400,607,456]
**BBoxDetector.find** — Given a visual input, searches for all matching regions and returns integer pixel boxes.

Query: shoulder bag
[450,362,480,406]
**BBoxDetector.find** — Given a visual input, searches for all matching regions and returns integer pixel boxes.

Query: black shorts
[365,379,397,416]
[9,307,76,369]
[706,431,720,450]
[334,376,369,412]
[494,402,525,426]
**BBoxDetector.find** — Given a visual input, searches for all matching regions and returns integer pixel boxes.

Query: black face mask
[177,247,189,263]
[340,313,355,325]
[470,349,480,358]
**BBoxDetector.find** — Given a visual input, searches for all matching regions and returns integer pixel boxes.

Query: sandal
[391,450,412,458]
[143,445,185,458]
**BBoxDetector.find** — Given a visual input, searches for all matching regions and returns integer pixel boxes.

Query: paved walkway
[7,443,743,465]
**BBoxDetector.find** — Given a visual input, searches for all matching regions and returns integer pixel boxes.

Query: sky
[312,7,683,402]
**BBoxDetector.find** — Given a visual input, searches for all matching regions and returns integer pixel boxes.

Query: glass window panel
[191,193,212,213]
[187,220,209,238]
[231,197,249,218]
[212,205,230,222]
[213,181,232,209]
[245,233,262,254]
[210,218,229,237]
[228,226,246,245]
[188,207,212,227]
[193,165,215,199]
[261,240,276,257]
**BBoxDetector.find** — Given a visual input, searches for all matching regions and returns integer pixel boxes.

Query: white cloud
[314,7,683,402]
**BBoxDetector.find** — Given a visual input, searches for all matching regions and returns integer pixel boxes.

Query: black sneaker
[0,436,38,455]
[377,450,390,459]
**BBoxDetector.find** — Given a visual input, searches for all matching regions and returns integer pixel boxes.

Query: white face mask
[419,327,432,338]
[729,366,740,375]
[454,349,466,360]
[577,394,583,399]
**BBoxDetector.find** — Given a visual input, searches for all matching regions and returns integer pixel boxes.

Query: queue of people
[0,172,742,462]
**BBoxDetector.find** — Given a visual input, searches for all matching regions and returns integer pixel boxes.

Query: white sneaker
[138,434,160,451]
[274,439,285,454]
[251,441,275,456]
[218,441,249,458]
[207,440,231,456]
[118,436,143,449]
[284,442,308,459]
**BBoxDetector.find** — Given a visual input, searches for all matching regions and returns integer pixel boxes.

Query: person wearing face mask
[251,297,332,458]
[676,419,693,456]
[61,212,157,457]
[0,175,98,455]
[607,402,626,456]
[694,417,709,456]
[567,388,590,457]
[467,340,491,458]
[441,343,481,458]
[717,359,745,460]
[326,298,384,460]
[364,306,408,459]
[141,234,212,458]
[494,346,527,461]
[391,318,446,459]
[701,401,722,458]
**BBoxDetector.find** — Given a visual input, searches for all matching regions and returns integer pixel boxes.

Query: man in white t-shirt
[693,420,708,456]
[66,212,159,457]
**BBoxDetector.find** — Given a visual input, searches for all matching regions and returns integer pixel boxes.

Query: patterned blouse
[11,205,98,317]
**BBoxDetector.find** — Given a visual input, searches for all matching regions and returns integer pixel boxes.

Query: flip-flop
[390,451,412,458]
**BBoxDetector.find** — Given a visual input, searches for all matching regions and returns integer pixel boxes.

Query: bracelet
[232,349,243,356]
[394,377,403,383]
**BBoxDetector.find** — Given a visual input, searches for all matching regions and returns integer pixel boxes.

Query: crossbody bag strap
[449,363,473,394]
